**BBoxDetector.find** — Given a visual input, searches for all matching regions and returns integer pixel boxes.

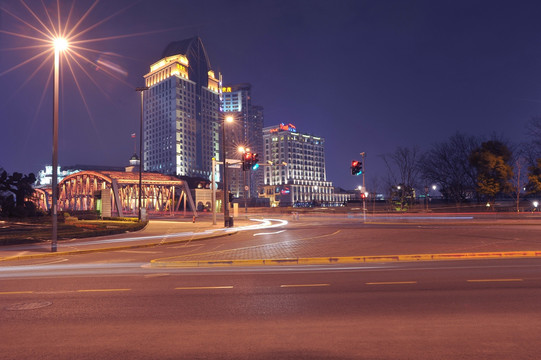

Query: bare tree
[526,117,541,155]
[419,132,480,204]
[510,157,528,212]
[382,146,421,210]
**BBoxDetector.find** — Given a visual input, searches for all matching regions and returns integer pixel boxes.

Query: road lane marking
[175,286,234,290]
[467,279,523,283]
[365,281,418,285]
[76,289,131,292]
[143,273,170,278]
[0,291,34,295]
[280,284,330,288]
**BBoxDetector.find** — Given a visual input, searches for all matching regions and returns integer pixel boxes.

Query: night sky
[1,0,541,191]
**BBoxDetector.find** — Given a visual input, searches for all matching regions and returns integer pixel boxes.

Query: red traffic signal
[351,160,363,175]
[243,152,252,170]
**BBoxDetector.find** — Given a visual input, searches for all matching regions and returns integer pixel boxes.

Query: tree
[526,158,541,195]
[382,146,421,210]
[469,141,513,202]
[510,157,529,212]
[526,117,541,155]
[0,171,37,217]
[419,133,480,204]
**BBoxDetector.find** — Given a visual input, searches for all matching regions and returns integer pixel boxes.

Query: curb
[0,231,238,262]
[149,250,541,267]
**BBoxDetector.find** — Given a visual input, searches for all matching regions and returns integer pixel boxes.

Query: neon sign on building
[270,123,297,133]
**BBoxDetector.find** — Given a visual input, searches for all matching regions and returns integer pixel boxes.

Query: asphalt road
[1,217,541,359]
[2,258,541,359]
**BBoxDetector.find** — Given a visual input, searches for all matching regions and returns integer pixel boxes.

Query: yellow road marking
[143,273,170,278]
[366,281,418,285]
[175,286,234,290]
[280,284,330,288]
[77,289,131,292]
[467,279,523,283]
[0,291,34,295]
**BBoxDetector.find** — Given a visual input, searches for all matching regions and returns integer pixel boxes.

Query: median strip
[150,250,541,267]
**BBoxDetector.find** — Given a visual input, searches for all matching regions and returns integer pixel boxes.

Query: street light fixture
[222,115,234,227]
[136,86,149,221]
[51,37,68,252]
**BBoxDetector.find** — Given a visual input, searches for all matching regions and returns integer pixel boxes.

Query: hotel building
[143,37,221,180]
[261,124,349,206]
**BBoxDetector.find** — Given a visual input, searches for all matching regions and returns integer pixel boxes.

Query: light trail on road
[67,218,289,247]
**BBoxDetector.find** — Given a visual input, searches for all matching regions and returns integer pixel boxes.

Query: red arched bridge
[35,170,196,217]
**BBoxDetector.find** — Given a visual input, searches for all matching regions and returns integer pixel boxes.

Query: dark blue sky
[1,0,541,190]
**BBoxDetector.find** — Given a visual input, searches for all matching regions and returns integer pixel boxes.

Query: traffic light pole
[244,169,248,213]
[221,123,230,227]
[361,152,366,223]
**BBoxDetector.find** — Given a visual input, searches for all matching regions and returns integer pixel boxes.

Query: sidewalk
[0,216,254,262]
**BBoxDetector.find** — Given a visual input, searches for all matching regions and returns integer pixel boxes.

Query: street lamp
[135,86,148,221]
[51,37,68,252]
[222,115,234,227]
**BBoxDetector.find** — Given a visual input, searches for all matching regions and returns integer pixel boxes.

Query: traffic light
[351,160,363,176]
[251,153,259,170]
[228,192,234,203]
[242,152,252,171]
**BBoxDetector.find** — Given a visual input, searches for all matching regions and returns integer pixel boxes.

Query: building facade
[143,37,221,181]
[261,123,349,207]
[221,84,264,199]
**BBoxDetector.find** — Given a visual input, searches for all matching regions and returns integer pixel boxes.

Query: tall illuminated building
[143,37,220,179]
[261,123,349,206]
[221,83,264,199]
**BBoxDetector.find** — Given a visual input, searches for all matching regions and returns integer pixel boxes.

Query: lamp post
[135,86,148,221]
[51,37,68,253]
[221,115,234,227]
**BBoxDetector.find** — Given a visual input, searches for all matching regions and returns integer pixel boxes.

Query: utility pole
[136,86,148,221]
[361,152,366,223]
[212,157,217,225]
